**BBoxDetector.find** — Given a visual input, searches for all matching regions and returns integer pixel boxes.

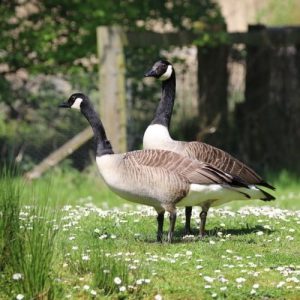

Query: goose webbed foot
[184,206,192,235]
[156,211,165,242]
[167,211,177,243]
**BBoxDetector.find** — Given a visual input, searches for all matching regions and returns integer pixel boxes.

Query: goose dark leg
[167,211,177,243]
[156,211,165,242]
[184,206,192,235]
[199,205,210,238]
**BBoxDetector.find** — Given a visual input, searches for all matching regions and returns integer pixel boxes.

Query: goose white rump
[179,184,266,207]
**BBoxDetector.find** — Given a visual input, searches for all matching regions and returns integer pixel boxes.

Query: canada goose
[144,60,275,236]
[59,93,255,242]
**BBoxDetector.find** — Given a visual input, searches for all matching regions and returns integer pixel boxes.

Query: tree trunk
[197,45,229,147]
[97,26,127,153]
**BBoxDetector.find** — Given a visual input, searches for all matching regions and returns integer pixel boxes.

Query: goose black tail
[259,180,276,191]
[231,175,250,189]
[259,188,276,201]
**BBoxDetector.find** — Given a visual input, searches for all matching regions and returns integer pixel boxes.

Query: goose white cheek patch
[159,65,173,81]
[71,98,83,110]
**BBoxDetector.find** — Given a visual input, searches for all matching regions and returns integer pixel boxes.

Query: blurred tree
[0,0,224,170]
[1,0,223,75]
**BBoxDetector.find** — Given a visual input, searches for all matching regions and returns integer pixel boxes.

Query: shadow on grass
[209,225,274,236]
[138,225,275,244]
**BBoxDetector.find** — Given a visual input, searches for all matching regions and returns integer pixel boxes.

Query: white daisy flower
[90,290,97,296]
[250,289,256,295]
[12,273,23,280]
[236,277,246,283]
[204,276,214,283]
[119,286,126,292]
[114,277,122,285]
[276,281,285,288]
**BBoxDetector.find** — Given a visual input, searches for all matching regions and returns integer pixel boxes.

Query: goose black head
[59,92,87,110]
[144,60,173,81]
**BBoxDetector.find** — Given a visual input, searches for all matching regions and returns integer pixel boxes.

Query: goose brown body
[96,149,250,214]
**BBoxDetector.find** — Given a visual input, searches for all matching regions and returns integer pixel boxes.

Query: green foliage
[0,0,225,168]
[0,71,97,170]
[1,0,224,74]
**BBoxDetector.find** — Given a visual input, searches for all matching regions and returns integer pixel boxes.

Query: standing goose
[144,60,275,236]
[59,93,256,242]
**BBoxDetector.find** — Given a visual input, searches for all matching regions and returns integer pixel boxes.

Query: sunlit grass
[16,165,124,208]
[0,168,299,299]
[0,169,63,299]
[18,167,300,210]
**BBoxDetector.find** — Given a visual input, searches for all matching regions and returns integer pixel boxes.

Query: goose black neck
[151,70,176,128]
[81,101,114,156]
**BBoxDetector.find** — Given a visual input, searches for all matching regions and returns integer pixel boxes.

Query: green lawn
[0,167,300,299]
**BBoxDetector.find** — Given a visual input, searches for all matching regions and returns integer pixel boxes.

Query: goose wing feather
[123,149,247,187]
[181,141,274,189]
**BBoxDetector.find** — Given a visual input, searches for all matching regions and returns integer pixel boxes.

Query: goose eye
[161,66,167,72]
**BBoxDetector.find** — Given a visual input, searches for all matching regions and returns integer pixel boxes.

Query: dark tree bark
[235,25,300,172]
[197,45,229,148]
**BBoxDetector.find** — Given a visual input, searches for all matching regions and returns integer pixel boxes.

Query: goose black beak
[144,69,156,77]
[58,102,70,108]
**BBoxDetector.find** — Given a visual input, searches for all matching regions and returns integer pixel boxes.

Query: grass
[0,166,300,299]
[0,169,62,299]
[21,166,125,208]
[0,168,21,272]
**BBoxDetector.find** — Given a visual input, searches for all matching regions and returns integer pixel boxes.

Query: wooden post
[97,26,127,153]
